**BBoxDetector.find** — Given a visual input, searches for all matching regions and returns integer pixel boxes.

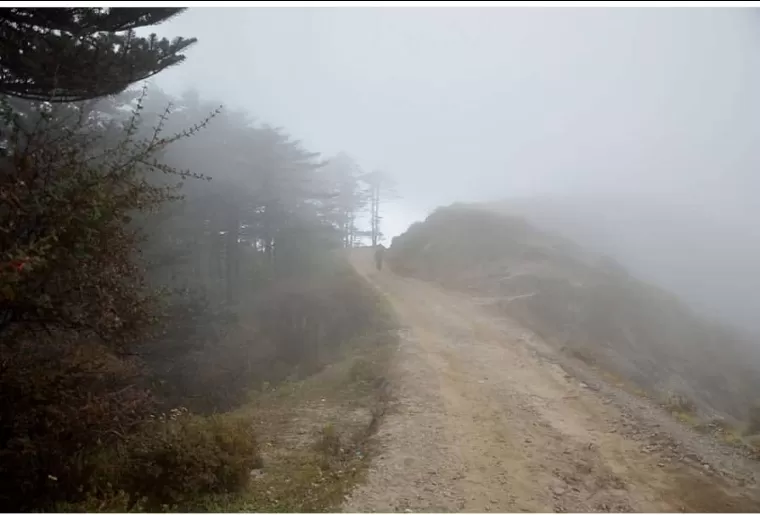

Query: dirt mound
[388,203,760,424]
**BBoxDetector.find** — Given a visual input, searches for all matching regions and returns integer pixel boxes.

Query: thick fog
[152,7,760,334]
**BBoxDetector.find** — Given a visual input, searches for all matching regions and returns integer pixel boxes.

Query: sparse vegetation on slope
[49,259,396,512]
[0,8,397,510]
[388,204,760,435]
[177,269,397,512]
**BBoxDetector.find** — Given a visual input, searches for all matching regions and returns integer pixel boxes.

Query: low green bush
[114,411,262,509]
[66,410,262,511]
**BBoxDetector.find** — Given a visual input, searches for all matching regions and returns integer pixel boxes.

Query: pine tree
[0,8,196,102]
[321,152,368,248]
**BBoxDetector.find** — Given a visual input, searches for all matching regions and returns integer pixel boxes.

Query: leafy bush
[113,411,262,509]
[0,340,155,510]
[53,411,261,511]
[0,93,213,349]
[0,333,262,512]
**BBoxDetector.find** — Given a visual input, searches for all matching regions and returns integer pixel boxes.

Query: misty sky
[151,7,760,241]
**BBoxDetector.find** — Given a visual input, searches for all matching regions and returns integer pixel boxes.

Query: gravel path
[342,249,760,513]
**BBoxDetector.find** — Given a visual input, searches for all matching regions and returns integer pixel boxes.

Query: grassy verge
[183,282,398,512]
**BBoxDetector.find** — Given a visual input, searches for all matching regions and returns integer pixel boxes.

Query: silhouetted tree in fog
[361,169,397,246]
[0,8,196,102]
[321,152,369,248]
[130,88,343,305]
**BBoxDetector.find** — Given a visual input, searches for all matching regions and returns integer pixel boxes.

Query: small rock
[490,499,498,504]
[579,382,589,389]
[478,380,485,384]
[552,486,566,496]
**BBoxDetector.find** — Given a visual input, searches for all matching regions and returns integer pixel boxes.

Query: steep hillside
[388,203,760,424]
[487,196,760,337]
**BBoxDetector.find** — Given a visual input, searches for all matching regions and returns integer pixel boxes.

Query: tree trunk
[225,207,240,305]
[370,183,380,246]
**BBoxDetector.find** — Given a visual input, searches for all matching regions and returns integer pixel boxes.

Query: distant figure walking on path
[374,244,386,271]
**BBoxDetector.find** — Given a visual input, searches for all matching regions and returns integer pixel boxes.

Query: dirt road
[343,249,760,513]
